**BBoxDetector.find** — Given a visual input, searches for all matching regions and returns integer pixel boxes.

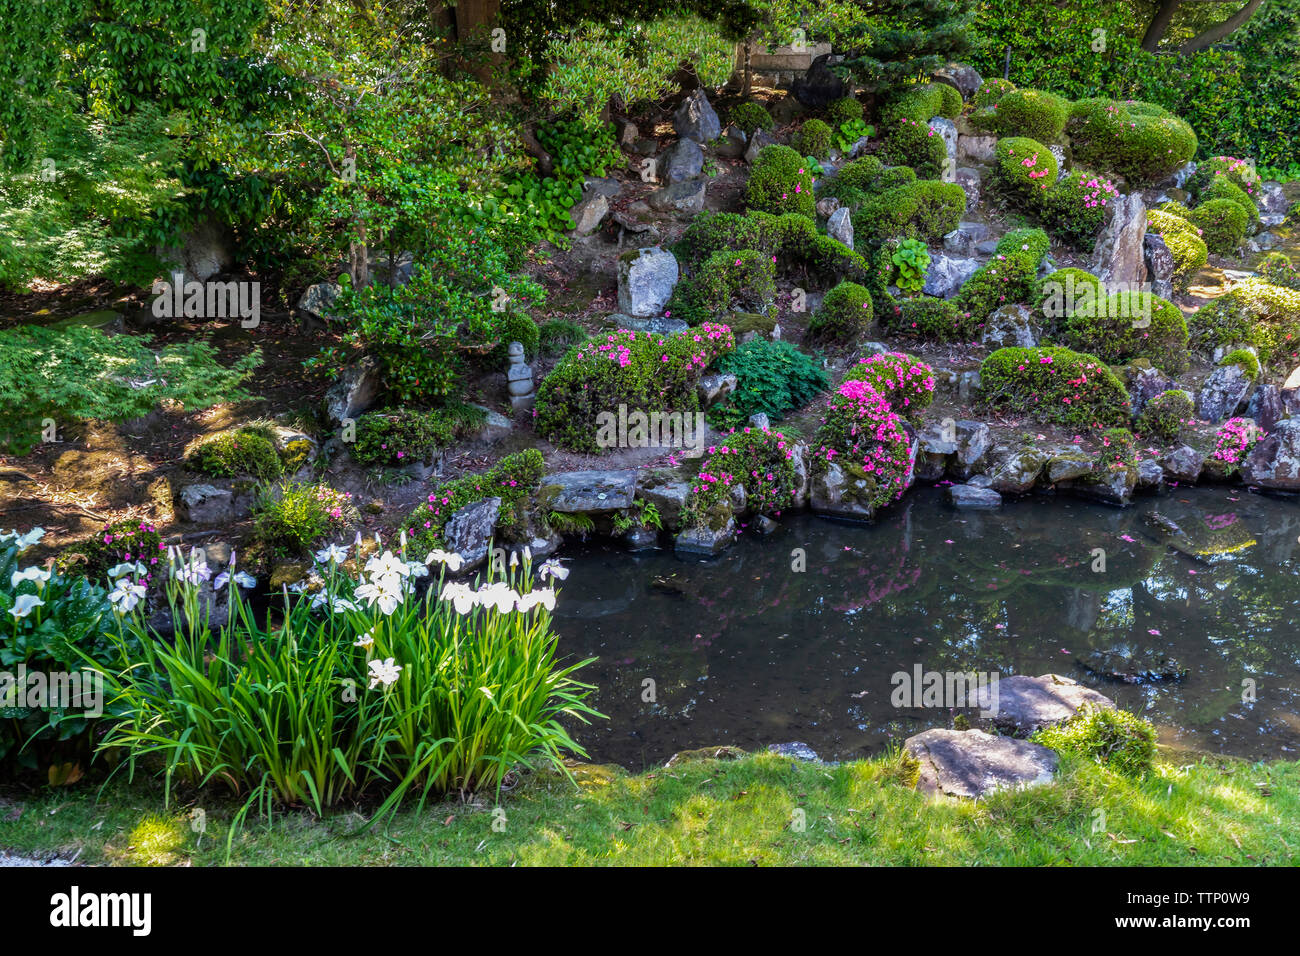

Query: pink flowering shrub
[1042,170,1119,250]
[812,379,915,508]
[980,346,1131,429]
[844,352,936,417]
[993,137,1058,207]
[64,519,165,578]
[253,482,357,557]
[402,449,544,554]
[683,427,799,529]
[1210,417,1260,473]
[537,324,735,452]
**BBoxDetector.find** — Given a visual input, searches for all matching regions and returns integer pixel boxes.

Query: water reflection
[553,487,1300,770]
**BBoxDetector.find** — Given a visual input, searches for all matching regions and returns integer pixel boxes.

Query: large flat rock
[539,470,637,512]
[905,728,1058,799]
[989,674,1115,736]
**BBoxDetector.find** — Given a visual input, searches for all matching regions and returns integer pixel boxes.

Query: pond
[553,487,1300,770]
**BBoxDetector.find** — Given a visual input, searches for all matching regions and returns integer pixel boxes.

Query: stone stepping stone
[989,674,1115,737]
[905,728,1057,799]
[540,470,637,512]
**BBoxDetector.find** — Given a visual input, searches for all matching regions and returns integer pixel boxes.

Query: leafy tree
[835,0,976,90]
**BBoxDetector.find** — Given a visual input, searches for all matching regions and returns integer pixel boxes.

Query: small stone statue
[506,341,535,411]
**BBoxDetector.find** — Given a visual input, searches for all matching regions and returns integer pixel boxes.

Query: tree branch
[1178,0,1266,53]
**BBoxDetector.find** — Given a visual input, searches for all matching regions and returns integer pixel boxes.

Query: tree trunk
[517,123,553,177]
[1179,0,1266,53]
[346,145,369,289]
[742,39,752,97]
[1141,0,1183,51]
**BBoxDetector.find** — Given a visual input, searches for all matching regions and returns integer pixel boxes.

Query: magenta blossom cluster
[815,379,915,504]
[1211,417,1260,467]
[848,352,936,411]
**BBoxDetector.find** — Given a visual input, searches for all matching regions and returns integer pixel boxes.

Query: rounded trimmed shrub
[187,427,283,481]
[993,137,1058,206]
[973,77,1015,109]
[1259,252,1300,290]
[879,296,975,342]
[795,118,833,159]
[853,179,965,244]
[997,227,1051,263]
[730,101,774,136]
[695,249,778,313]
[1039,267,1105,326]
[1061,290,1189,374]
[1199,177,1259,229]
[1066,98,1197,184]
[826,96,865,126]
[980,346,1132,428]
[1146,210,1208,288]
[683,426,801,527]
[1189,279,1300,367]
[536,324,736,453]
[809,280,874,341]
[1041,170,1118,250]
[974,88,1069,143]
[353,407,458,468]
[844,351,936,416]
[879,83,961,179]
[1219,348,1261,381]
[1136,389,1193,442]
[953,250,1040,323]
[746,144,815,218]
[812,379,915,509]
[1188,156,1262,203]
[1189,198,1249,255]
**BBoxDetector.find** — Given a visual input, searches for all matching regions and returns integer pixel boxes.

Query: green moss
[826,96,864,126]
[1189,198,1249,255]
[1061,290,1189,375]
[1189,279,1300,366]
[1033,706,1157,778]
[187,426,284,481]
[1136,389,1194,442]
[972,88,1068,143]
[1219,348,1261,381]
[878,83,960,178]
[1147,210,1208,288]
[538,319,588,356]
[1041,169,1116,251]
[795,118,833,159]
[746,144,816,218]
[1066,98,1197,184]
[993,136,1057,207]
[973,77,1015,109]
[1259,252,1300,290]
[878,296,974,342]
[980,346,1131,429]
[852,179,965,244]
[809,281,874,341]
[729,101,774,136]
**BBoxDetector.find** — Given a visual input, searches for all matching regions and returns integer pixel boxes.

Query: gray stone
[324,355,383,426]
[957,371,982,405]
[608,312,689,336]
[663,138,704,184]
[924,255,981,299]
[928,117,958,170]
[754,515,780,535]
[541,470,638,512]
[637,479,692,531]
[955,167,981,211]
[569,192,609,235]
[717,124,748,159]
[617,247,680,317]
[1072,464,1138,506]
[1248,384,1287,434]
[616,118,638,147]
[1137,459,1165,490]
[989,674,1116,737]
[624,526,660,551]
[1046,454,1094,483]
[967,473,994,488]
[816,196,842,218]
[178,483,234,524]
[767,741,820,762]
[1128,365,1176,413]
[156,218,233,286]
[982,303,1039,349]
[942,221,989,257]
[469,404,513,441]
[905,729,1057,799]
[368,250,415,288]
[974,238,999,256]
[675,518,736,556]
[673,89,721,144]
[810,461,877,521]
[744,129,779,164]
[931,63,983,100]
[950,420,992,479]
[957,134,997,166]
[1259,182,1290,227]
[915,422,958,482]
[297,281,343,319]
[827,206,854,250]
[1197,363,1253,423]
[1160,444,1205,483]
[1091,192,1149,288]
[697,372,738,407]
[987,444,1049,495]
[789,441,811,508]
[443,497,501,572]
[1143,233,1175,300]
[1242,418,1300,490]
[747,412,771,430]
[646,179,706,216]
[947,483,1002,509]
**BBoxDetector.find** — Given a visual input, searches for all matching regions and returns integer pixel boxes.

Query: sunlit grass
[2,750,1295,866]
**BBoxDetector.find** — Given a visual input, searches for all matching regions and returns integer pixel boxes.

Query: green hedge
[746,145,816,218]
[879,83,963,178]
[1066,98,1197,184]
[980,346,1131,429]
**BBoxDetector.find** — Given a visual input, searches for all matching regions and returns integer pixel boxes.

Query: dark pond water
[553,487,1300,771]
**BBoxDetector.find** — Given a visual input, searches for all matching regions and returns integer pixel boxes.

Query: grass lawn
[2,748,1297,866]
